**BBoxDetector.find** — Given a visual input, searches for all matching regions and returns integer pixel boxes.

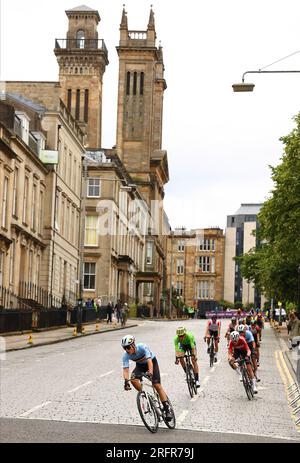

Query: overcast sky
[1,0,300,231]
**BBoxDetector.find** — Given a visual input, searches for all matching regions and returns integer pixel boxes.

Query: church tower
[54,5,109,148]
[116,7,168,205]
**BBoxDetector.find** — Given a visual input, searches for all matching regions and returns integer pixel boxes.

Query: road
[1,319,299,443]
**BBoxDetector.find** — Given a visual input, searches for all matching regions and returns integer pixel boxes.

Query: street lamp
[232,70,300,92]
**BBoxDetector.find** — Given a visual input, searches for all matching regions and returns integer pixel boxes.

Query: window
[28,250,33,283]
[23,176,29,224]
[198,256,215,272]
[39,190,44,235]
[196,280,214,300]
[146,241,153,264]
[75,89,80,120]
[176,258,184,275]
[198,238,215,251]
[67,89,72,113]
[133,72,137,95]
[1,177,8,228]
[126,72,130,95]
[9,240,15,285]
[76,30,85,48]
[177,240,185,252]
[61,198,65,236]
[84,216,98,246]
[84,89,89,122]
[31,184,37,231]
[140,72,144,95]
[12,167,18,217]
[84,262,96,290]
[87,178,101,197]
[176,281,183,296]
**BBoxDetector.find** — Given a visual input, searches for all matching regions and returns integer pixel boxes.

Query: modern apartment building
[224,203,265,307]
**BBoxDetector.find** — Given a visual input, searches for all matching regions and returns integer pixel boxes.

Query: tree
[237,113,300,303]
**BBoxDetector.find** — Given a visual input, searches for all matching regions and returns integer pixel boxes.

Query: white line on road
[177,410,189,426]
[99,370,114,378]
[19,401,52,417]
[67,381,92,393]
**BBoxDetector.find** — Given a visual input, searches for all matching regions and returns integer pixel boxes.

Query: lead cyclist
[174,326,200,388]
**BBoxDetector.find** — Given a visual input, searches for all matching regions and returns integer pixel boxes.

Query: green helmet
[176,326,187,336]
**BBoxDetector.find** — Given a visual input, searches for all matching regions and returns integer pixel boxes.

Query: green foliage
[234,301,243,309]
[218,299,234,310]
[129,303,137,318]
[238,113,300,304]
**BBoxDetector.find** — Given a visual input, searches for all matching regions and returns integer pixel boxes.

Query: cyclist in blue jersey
[121,334,172,420]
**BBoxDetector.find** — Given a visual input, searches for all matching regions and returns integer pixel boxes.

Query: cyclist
[225,316,238,345]
[121,334,172,420]
[255,312,264,341]
[237,324,259,381]
[204,313,221,362]
[245,314,253,328]
[174,326,200,388]
[228,330,258,393]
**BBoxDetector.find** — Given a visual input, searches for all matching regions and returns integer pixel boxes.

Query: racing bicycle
[136,373,176,433]
[236,357,254,400]
[176,352,198,398]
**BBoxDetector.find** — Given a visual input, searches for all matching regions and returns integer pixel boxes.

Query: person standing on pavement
[287,311,300,349]
[121,302,130,326]
[106,301,113,324]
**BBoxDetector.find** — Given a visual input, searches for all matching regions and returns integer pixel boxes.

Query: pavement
[1,320,139,352]
[270,320,299,381]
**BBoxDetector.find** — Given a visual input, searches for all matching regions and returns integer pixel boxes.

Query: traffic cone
[95,324,99,331]
[73,327,77,336]
[28,335,33,345]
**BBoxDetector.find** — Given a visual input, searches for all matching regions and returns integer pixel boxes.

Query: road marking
[177,410,189,426]
[67,381,92,393]
[99,370,114,378]
[19,401,52,417]
[278,350,294,384]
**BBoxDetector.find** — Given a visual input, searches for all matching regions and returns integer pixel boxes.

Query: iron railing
[55,38,107,53]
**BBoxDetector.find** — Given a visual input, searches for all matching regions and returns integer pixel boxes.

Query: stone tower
[116,6,168,205]
[54,5,109,148]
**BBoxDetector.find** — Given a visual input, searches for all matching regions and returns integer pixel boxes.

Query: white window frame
[12,167,18,217]
[87,178,101,198]
[83,262,96,290]
[146,241,153,265]
[176,258,184,275]
[177,240,185,252]
[176,281,183,296]
[1,177,8,228]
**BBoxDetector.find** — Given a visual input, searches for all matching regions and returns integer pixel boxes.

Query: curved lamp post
[232,70,300,92]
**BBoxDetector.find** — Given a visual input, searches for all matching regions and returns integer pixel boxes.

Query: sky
[1,0,300,231]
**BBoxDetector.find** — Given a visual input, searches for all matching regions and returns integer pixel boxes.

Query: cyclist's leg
[176,351,186,372]
[206,334,211,352]
[191,348,199,374]
[130,365,145,392]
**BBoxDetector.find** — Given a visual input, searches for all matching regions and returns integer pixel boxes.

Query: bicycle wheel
[190,364,198,395]
[136,391,159,433]
[162,397,176,429]
[186,362,194,398]
[241,368,253,400]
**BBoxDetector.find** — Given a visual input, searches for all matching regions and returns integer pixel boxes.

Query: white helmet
[121,334,135,348]
[230,331,240,342]
[238,324,246,333]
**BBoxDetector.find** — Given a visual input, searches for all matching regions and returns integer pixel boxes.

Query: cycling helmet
[230,331,239,342]
[176,326,187,336]
[237,324,245,333]
[250,319,256,325]
[231,317,237,322]
[121,334,135,348]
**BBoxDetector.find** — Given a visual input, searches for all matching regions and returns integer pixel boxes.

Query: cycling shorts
[233,349,251,364]
[208,330,219,338]
[131,356,161,384]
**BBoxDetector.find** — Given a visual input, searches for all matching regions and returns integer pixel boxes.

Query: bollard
[95,324,99,331]
[28,335,33,345]
[73,327,77,336]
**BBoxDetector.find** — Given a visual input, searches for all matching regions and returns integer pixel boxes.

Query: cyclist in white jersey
[204,314,221,362]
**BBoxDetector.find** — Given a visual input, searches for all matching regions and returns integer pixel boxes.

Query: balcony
[55,38,107,53]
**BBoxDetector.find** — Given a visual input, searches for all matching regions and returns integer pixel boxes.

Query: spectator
[86,298,93,309]
[287,311,300,349]
[115,299,122,323]
[106,301,113,324]
[121,302,130,326]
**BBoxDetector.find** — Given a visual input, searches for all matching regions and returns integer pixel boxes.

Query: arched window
[76,30,85,49]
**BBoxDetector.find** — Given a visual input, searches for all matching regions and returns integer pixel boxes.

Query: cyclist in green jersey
[174,327,200,388]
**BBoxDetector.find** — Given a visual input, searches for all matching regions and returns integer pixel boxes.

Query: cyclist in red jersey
[228,331,258,393]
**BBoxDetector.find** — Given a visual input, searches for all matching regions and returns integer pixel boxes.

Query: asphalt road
[1,319,300,443]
